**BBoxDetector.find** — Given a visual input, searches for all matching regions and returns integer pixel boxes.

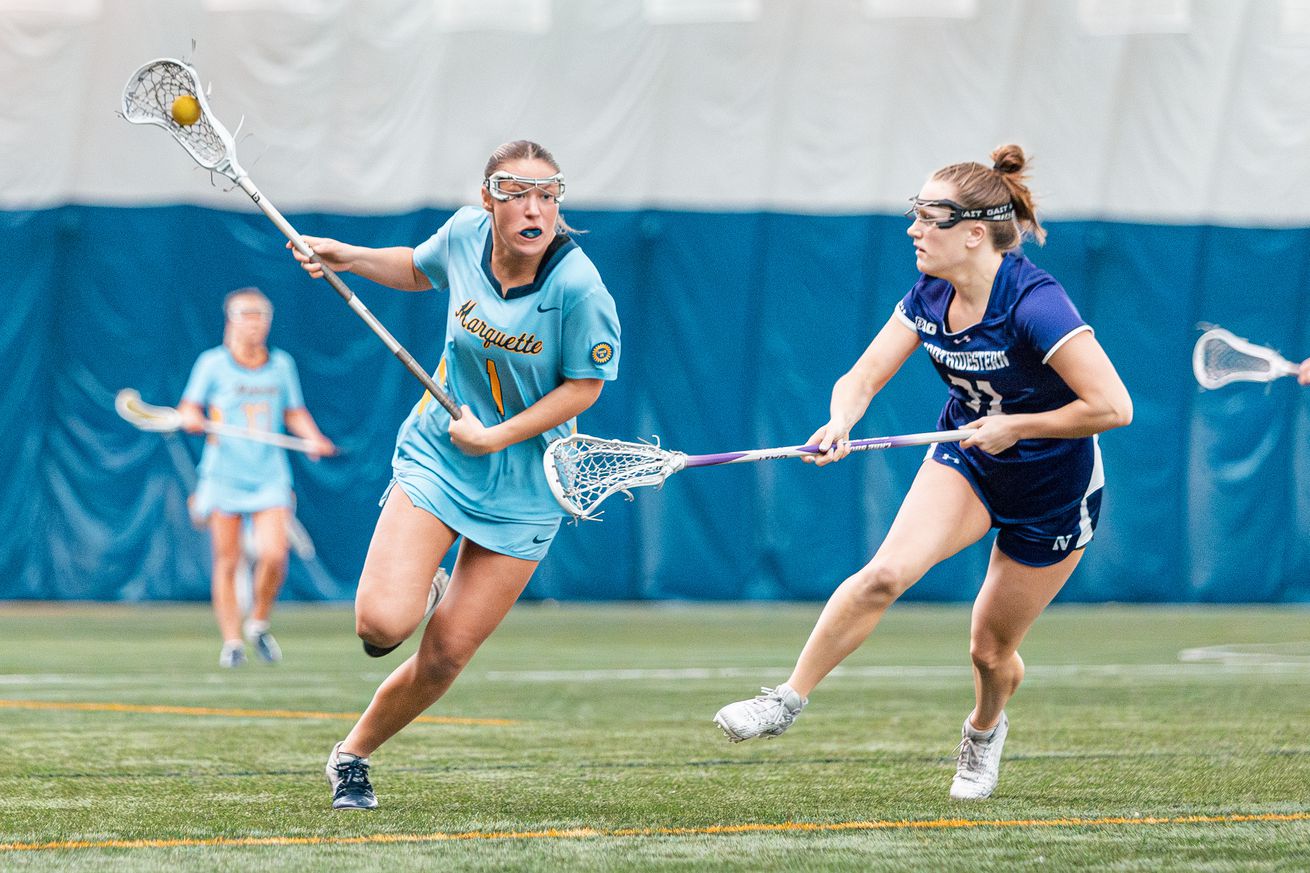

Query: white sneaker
[950,712,1009,800]
[424,566,450,620]
[714,684,807,742]
[243,619,282,663]
[218,641,246,669]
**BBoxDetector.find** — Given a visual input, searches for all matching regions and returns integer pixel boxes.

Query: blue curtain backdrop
[3,205,1308,603]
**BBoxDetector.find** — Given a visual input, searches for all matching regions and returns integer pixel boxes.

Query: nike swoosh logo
[537,303,561,313]
[532,534,551,543]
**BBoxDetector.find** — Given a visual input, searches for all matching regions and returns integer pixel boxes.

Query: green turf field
[1,602,1308,871]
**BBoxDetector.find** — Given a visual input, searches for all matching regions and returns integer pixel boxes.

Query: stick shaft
[234,176,461,419]
[202,420,322,454]
[682,429,974,468]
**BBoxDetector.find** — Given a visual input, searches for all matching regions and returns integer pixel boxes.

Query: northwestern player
[179,287,336,669]
[289,141,621,810]
[713,145,1132,800]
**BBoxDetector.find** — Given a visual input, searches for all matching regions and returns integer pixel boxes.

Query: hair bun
[991,143,1026,175]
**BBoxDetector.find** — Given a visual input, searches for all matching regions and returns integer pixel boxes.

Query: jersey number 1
[485,359,505,417]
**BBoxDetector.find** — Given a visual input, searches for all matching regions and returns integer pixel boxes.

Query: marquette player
[179,287,335,668]
[290,140,621,810]
[713,145,1132,800]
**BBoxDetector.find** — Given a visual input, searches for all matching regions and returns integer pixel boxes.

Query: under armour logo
[953,335,971,344]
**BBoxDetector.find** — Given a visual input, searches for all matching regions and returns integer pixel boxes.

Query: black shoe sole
[362,640,401,658]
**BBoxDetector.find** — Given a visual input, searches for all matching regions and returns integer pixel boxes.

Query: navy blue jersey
[895,251,1099,523]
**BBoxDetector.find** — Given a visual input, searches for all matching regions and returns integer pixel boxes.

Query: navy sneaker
[325,741,378,810]
[362,640,401,658]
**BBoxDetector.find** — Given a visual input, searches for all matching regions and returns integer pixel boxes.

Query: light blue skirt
[383,471,559,562]
[190,476,292,523]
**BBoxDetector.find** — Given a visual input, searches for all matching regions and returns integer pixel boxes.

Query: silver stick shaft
[234,176,461,419]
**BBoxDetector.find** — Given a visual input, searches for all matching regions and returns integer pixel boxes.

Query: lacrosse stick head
[115,388,182,433]
[1193,327,1298,389]
[121,58,244,182]
[543,434,687,520]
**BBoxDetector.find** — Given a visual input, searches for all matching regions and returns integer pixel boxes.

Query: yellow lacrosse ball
[171,94,201,126]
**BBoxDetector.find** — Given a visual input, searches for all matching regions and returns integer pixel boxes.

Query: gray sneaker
[326,741,378,810]
[950,712,1009,800]
[714,684,807,742]
[424,566,450,620]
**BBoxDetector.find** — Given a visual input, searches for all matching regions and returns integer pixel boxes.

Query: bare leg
[247,507,289,624]
[354,487,459,649]
[342,538,536,756]
[967,544,1082,730]
[786,462,992,696]
[208,513,243,643]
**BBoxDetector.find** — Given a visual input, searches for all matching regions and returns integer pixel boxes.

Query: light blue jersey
[181,346,305,517]
[394,207,620,552]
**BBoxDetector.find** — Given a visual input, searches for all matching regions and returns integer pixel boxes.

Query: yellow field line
[3,812,1308,853]
[0,699,514,726]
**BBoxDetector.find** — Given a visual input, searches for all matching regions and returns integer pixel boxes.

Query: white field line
[481,661,1310,683]
[1179,642,1310,663]
[4,654,1309,690]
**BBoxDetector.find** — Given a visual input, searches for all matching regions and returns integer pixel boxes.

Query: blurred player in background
[290,140,621,810]
[179,287,335,668]
[714,145,1132,801]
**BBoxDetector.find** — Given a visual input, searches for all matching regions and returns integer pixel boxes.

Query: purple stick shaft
[682,428,973,468]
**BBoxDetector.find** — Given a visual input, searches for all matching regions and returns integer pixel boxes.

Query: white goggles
[227,303,273,321]
[484,171,565,203]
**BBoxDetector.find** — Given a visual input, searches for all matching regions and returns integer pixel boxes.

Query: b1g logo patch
[590,342,614,365]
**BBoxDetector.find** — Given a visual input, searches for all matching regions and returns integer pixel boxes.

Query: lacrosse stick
[116,388,331,455]
[120,58,460,419]
[1192,327,1301,390]
[544,428,974,519]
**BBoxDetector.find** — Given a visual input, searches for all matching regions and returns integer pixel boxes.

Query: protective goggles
[484,171,566,202]
[904,197,1014,229]
[227,303,273,321]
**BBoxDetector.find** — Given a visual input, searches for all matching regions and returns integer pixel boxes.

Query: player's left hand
[448,406,501,455]
[959,415,1023,455]
[1298,358,1310,386]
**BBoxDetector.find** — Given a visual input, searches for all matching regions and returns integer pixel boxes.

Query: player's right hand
[288,237,352,278]
[178,408,206,435]
[1299,358,1310,386]
[804,422,851,466]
